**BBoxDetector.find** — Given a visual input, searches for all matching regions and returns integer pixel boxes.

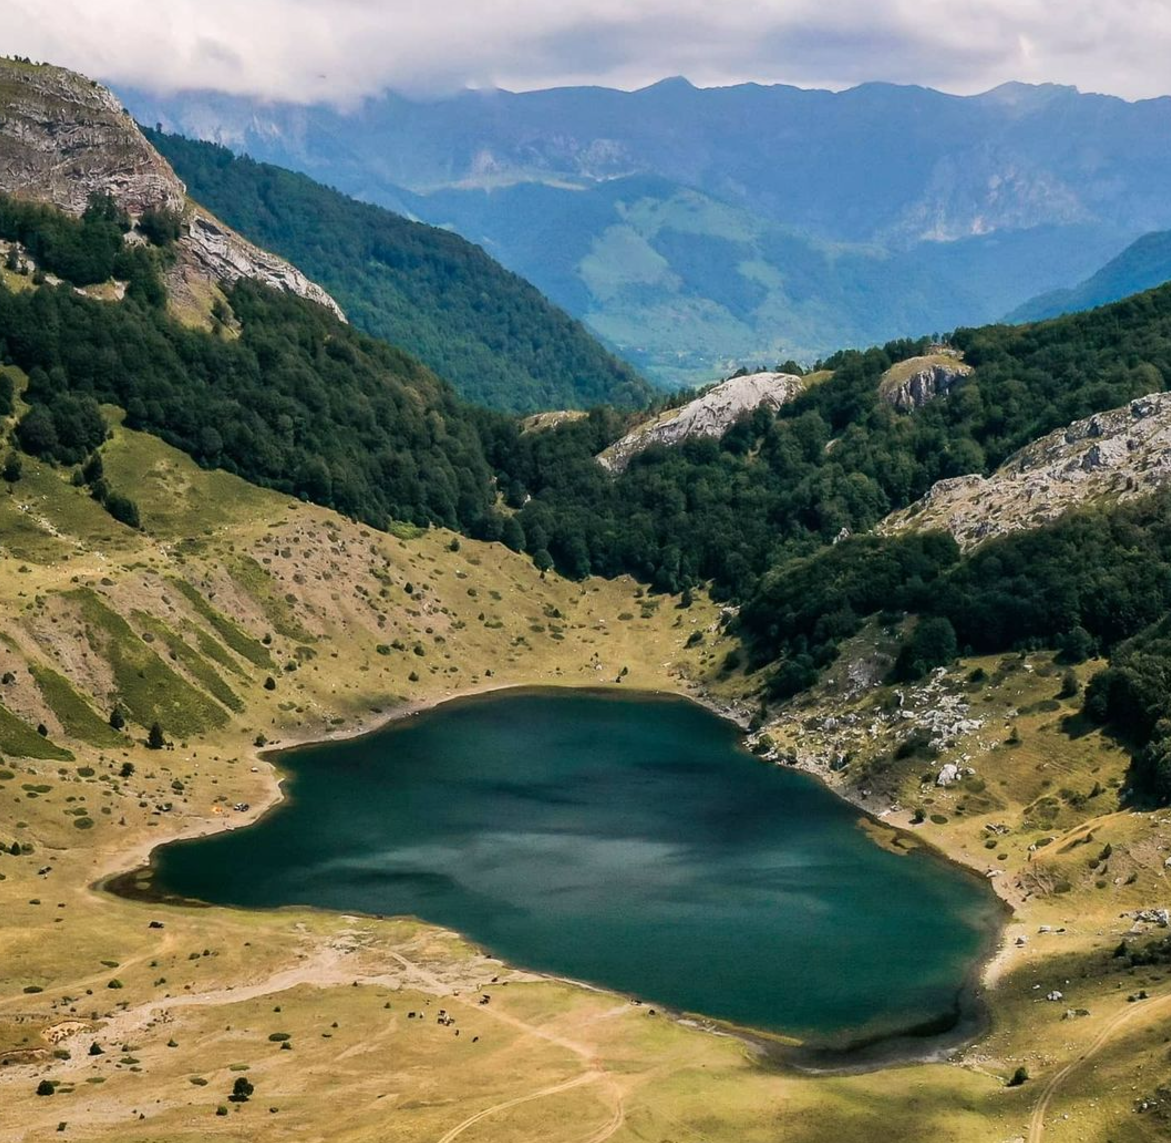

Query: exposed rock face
[0,59,342,320]
[0,62,184,216]
[597,372,805,472]
[878,353,972,412]
[882,392,1171,549]
[181,212,340,315]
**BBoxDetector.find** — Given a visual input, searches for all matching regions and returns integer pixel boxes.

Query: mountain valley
[1,53,1171,1143]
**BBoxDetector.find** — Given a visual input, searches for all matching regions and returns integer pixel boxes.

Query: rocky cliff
[881,391,1171,548]
[0,59,342,321]
[597,371,806,472]
[878,353,972,412]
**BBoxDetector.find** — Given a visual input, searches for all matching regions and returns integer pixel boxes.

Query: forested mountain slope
[1008,229,1171,323]
[146,130,652,412]
[7,151,1171,802]
[0,272,496,530]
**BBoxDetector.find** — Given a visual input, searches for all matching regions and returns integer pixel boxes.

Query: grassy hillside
[147,130,653,413]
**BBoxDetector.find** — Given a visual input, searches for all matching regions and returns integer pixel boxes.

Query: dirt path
[3,939,630,1140]
[1027,990,1171,1143]
[385,951,627,1143]
[434,1070,604,1143]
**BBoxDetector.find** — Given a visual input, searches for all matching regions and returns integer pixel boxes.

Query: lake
[146,688,1000,1046]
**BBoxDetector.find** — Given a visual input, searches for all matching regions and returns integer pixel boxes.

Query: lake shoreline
[98,679,1009,1076]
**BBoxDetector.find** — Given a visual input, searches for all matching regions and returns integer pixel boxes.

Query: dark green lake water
[150,689,999,1043]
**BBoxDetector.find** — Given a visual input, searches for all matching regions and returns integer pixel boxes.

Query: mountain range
[122,77,1171,384]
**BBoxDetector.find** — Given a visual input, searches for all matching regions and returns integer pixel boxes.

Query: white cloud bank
[4,0,1171,104]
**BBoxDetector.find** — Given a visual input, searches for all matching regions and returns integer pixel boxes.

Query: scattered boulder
[1129,907,1171,927]
[936,763,961,787]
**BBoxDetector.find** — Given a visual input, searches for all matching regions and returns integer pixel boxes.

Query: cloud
[4,0,1170,105]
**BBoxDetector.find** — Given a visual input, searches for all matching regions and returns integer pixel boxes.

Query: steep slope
[0,58,341,324]
[881,391,1171,548]
[1007,229,1171,323]
[146,131,653,412]
[597,371,806,472]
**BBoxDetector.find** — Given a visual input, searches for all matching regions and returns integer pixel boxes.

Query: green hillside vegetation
[69,588,228,736]
[0,702,72,760]
[28,664,125,747]
[129,613,244,713]
[488,286,1171,598]
[0,272,497,530]
[147,130,652,413]
[0,191,167,299]
[741,488,1171,714]
[168,579,274,669]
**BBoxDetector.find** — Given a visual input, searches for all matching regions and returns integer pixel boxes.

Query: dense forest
[741,491,1171,690]
[0,263,496,530]
[5,196,1171,800]
[483,287,1171,598]
[147,130,651,414]
[1,192,170,303]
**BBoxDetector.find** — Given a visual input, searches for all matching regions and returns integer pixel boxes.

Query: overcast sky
[6,0,1171,105]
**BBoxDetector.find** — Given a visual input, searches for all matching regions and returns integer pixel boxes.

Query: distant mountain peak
[974,80,1081,107]
[637,75,696,93]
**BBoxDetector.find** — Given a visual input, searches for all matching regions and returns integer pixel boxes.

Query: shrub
[893,617,958,681]
[103,493,141,529]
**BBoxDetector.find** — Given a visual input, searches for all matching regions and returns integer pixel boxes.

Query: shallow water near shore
[145,688,1001,1045]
